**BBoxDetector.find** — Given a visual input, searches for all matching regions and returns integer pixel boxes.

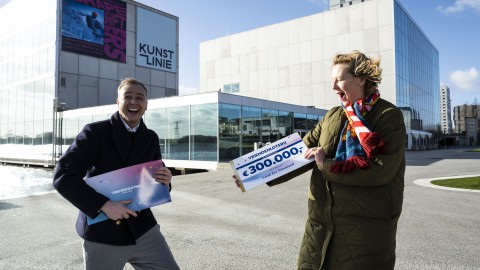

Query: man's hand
[100,200,137,221]
[153,167,172,186]
[304,147,325,170]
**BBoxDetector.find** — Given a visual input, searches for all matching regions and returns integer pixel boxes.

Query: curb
[413,175,480,193]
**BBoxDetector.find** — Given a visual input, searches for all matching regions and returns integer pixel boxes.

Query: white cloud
[178,85,199,96]
[437,0,480,15]
[449,67,479,91]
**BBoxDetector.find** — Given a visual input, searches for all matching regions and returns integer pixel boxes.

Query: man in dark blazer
[53,78,179,270]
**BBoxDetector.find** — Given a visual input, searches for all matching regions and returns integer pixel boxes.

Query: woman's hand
[304,147,325,169]
[232,175,242,189]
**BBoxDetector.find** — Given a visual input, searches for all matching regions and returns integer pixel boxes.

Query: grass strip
[431,177,480,190]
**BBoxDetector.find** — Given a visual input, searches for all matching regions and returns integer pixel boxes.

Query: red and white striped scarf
[330,90,386,173]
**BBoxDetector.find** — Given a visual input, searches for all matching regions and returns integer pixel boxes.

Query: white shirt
[120,117,140,132]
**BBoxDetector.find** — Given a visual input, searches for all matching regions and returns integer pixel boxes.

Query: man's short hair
[117,78,148,94]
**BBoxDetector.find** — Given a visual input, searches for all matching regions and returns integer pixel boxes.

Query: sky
[1,0,479,108]
[135,0,480,108]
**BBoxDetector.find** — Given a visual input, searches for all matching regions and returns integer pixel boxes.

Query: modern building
[0,0,179,166]
[440,85,453,134]
[199,0,440,133]
[453,105,480,146]
[0,0,327,168]
[57,92,326,170]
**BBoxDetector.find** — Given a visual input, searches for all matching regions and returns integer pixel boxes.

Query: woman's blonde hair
[332,50,382,96]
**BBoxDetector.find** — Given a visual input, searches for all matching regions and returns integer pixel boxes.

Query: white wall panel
[323,36,337,60]
[165,72,176,89]
[258,50,268,71]
[324,11,336,38]
[300,17,312,42]
[268,48,279,69]
[78,55,99,77]
[278,67,289,88]
[288,19,300,45]
[300,41,312,64]
[61,52,79,74]
[99,59,117,80]
[288,44,300,66]
[364,27,379,53]
[278,46,289,67]
[363,0,379,29]
[350,3,364,32]
[222,58,231,76]
[259,70,269,91]
[312,61,324,84]
[268,68,279,89]
[151,69,166,87]
[379,25,394,51]
[336,33,350,53]
[335,7,350,35]
[311,14,325,40]
[312,39,324,62]
[289,64,301,87]
[301,63,312,86]
[300,85,313,106]
[378,0,393,27]
[349,31,364,52]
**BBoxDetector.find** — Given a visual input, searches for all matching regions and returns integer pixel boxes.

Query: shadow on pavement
[406,147,480,166]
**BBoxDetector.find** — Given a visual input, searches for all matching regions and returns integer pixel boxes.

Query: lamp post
[52,98,67,166]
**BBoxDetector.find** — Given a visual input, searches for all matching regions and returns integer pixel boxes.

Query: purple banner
[85,160,171,225]
[62,0,126,62]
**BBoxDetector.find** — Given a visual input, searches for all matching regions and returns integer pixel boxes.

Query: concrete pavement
[0,148,479,270]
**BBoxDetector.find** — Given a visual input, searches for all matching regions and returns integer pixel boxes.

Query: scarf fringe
[361,132,386,158]
[329,155,369,174]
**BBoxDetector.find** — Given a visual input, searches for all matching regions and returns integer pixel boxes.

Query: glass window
[25,82,35,122]
[306,114,319,130]
[241,106,261,155]
[43,118,53,145]
[191,103,217,161]
[34,80,45,121]
[64,117,78,146]
[33,120,43,145]
[219,103,241,161]
[261,108,280,143]
[15,122,24,144]
[278,110,294,137]
[145,108,167,157]
[7,122,15,144]
[24,121,33,145]
[0,124,7,144]
[223,83,239,93]
[294,112,307,130]
[165,106,189,160]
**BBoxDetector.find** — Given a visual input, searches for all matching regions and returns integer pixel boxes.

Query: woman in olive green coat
[295,51,406,270]
[234,50,405,270]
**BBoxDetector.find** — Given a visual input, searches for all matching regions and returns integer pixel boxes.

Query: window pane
[219,103,241,161]
[165,106,189,160]
[191,103,217,161]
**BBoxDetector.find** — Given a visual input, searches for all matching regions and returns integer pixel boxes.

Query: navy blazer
[53,112,163,245]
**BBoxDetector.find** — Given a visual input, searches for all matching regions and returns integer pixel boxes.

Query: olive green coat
[274,99,406,270]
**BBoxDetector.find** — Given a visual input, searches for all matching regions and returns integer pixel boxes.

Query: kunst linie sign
[136,8,177,72]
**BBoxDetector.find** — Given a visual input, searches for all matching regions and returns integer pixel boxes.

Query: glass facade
[394,1,440,131]
[218,103,319,161]
[56,95,325,166]
[0,0,57,162]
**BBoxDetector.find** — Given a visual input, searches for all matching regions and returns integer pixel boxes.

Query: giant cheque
[230,133,314,192]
